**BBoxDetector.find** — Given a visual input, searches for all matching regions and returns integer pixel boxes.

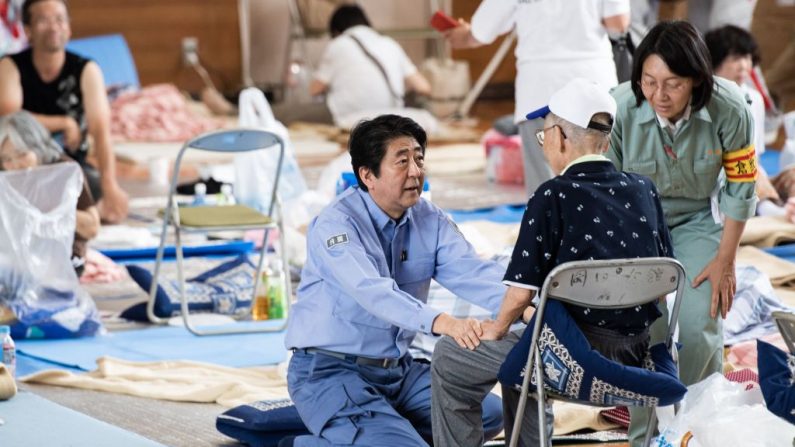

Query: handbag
[611,32,635,84]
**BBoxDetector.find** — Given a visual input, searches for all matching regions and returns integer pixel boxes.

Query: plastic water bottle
[421,179,431,202]
[252,261,271,321]
[336,172,359,196]
[267,259,287,320]
[217,184,236,206]
[192,182,207,206]
[0,326,15,378]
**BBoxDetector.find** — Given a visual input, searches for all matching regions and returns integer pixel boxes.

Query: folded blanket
[740,215,795,248]
[736,246,795,288]
[21,356,289,407]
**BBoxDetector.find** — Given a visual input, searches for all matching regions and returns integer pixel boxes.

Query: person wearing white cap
[444,0,630,197]
[430,78,674,447]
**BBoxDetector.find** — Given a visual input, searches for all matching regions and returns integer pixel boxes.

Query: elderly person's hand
[444,19,476,49]
[433,313,483,350]
[693,255,736,319]
[98,181,129,224]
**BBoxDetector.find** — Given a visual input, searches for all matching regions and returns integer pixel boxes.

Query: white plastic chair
[146,128,291,336]
[510,257,686,447]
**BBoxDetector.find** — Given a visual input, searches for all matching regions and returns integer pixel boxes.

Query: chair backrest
[540,257,685,310]
[773,311,795,354]
[67,34,140,90]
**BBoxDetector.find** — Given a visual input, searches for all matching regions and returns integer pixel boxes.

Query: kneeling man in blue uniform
[282,114,505,446]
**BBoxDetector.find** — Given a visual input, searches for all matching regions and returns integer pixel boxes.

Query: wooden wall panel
[68,0,241,93]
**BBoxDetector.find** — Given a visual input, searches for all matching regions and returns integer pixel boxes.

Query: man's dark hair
[22,0,68,26]
[329,4,370,38]
[631,21,714,111]
[349,114,427,192]
[704,24,760,69]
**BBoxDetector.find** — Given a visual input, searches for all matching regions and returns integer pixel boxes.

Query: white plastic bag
[233,87,306,212]
[655,373,795,447]
[0,163,102,338]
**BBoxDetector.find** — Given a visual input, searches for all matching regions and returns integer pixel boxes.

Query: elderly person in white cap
[430,78,675,447]
[0,110,99,276]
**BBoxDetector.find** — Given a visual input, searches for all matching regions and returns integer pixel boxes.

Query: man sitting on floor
[281,114,504,446]
[431,78,675,446]
[0,0,128,223]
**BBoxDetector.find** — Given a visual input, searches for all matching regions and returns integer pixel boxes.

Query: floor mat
[16,320,287,373]
[0,391,166,446]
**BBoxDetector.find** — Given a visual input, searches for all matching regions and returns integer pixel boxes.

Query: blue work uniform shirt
[503,158,674,335]
[284,187,506,359]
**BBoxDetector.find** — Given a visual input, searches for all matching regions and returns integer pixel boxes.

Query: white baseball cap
[525,78,616,134]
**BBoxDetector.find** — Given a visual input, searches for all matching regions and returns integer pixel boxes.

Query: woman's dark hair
[631,21,714,111]
[349,114,427,192]
[329,5,370,38]
[704,24,760,68]
[22,0,68,26]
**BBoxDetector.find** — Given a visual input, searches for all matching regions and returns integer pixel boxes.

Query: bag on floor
[234,87,306,213]
[0,163,102,339]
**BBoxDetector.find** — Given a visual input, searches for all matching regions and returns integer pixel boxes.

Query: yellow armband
[722,144,757,183]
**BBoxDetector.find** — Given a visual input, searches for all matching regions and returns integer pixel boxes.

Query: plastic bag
[655,373,795,447]
[233,87,306,212]
[0,163,102,338]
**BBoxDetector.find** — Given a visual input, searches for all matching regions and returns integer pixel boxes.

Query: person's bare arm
[444,19,483,49]
[81,61,128,223]
[481,286,536,340]
[602,13,630,34]
[405,72,431,96]
[0,58,22,115]
[75,207,100,240]
[309,79,328,97]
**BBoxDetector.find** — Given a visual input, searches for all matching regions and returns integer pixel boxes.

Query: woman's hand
[693,256,736,319]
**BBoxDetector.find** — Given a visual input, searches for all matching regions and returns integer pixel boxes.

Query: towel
[21,356,289,408]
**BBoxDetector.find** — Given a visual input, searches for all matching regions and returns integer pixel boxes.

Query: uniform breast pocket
[395,256,435,286]
[627,160,657,176]
[693,158,721,196]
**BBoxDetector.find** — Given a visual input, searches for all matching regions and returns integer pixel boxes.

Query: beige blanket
[740,215,795,248]
[21,356,289,408]
[737,245,795,288]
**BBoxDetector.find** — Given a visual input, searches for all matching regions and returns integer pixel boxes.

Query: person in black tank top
[0,0,128,223]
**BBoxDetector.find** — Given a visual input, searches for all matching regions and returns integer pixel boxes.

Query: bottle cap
[221,184,233,195]
[195,182,207,195]
[0,326,9,335]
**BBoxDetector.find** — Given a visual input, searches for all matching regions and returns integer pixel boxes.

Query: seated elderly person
[0,110,99,277]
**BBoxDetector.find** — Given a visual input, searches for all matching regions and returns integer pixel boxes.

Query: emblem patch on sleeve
[326,233,349,248]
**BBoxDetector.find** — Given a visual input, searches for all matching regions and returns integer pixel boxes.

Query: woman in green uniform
[606,21,756,446]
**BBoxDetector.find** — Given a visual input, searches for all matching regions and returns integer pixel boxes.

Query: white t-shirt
[313,25,418,124]
[470,0,629,122]
[743,84,766,156]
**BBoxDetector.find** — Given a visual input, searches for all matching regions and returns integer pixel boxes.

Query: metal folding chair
[510,257,686,447]
[146,128,291,336]
[773,311,795,354]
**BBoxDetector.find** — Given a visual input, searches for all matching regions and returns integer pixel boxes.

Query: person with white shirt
[445,0,630,196]
[309,5,431,126]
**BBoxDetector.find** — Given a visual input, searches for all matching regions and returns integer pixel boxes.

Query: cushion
[216,399,309,447]
[120,254,256,321]
[757,339,795,424]
[498,299,686,407]
[177,205,272,228]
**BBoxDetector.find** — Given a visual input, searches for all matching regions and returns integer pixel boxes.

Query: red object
[430,10,458,32]
[483,129,525,185]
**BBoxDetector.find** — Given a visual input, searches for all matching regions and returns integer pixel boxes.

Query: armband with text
[722,144,757,183]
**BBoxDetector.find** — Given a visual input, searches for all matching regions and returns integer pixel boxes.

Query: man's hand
[480,319,508,341]
[62,115,82,151]
[693,255,736,319]
[444,19,478,49]
[432,313,483,350]
[98,181,129,224]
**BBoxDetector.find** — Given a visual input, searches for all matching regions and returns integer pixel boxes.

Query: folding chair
[509,257,686,447]
[146,128,291,336]
[773,311,795,354]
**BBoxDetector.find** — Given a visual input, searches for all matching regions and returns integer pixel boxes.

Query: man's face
[715,53,753,86]
[25,0,71,53]
[0,138,38,171]
[359,136,425,220]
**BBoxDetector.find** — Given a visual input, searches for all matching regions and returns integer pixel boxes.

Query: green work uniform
[606,77,757,447]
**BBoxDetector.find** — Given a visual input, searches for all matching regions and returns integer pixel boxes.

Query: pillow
[498,299,686,407]
[757,339,795,424]
[121,255,256,321]
[216,399,309,447]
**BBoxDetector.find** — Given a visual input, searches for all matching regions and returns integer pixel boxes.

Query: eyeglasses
[535,125,566,147]
[639,78,688,95]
